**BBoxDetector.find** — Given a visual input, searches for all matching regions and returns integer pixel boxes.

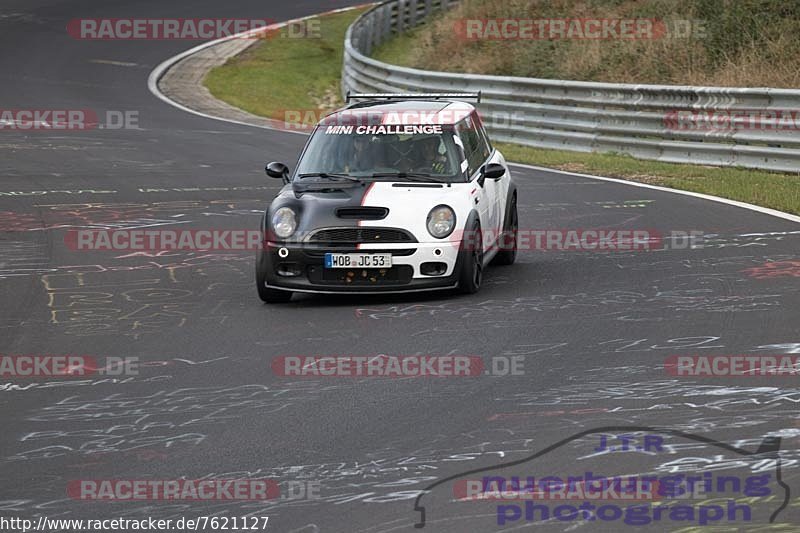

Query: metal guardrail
[342,0,800,172]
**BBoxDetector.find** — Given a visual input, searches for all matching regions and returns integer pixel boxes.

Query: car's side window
[474,112,492,157]
[457,114,486,177]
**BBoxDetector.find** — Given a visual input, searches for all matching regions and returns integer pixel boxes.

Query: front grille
[335,207,389,220]
[307,227,416,244]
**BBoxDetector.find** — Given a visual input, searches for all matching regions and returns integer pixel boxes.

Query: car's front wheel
[256,249,292,303]
[458,221,483,294]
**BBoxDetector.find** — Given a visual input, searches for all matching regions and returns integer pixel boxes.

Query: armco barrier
[342,0,800,172]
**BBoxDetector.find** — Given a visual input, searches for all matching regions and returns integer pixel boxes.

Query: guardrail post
[385,2,394,37]
[373,5,386,46]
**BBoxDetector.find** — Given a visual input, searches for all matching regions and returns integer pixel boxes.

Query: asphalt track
[1,1,800,531]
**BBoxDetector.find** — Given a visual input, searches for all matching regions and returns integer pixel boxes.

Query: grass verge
[205,6,800,216]
[371,0,800,88]
[204,7,369,125]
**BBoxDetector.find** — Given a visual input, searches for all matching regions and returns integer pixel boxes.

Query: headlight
[426,205,456,239]
[272,207,297,238]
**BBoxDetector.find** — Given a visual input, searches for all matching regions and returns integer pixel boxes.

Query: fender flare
[454,209,482,272]
[463,209,481,240]
[502,184,517,230]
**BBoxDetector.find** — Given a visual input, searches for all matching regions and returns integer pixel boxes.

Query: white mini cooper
[256,93,518,302]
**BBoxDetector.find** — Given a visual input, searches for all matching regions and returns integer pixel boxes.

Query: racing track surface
[1,1,800,531]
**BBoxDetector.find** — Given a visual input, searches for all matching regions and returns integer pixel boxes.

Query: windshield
[295,124,466,182]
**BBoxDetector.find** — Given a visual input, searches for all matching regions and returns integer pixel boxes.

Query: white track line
[508,162,800,224]
[147,6,800,226]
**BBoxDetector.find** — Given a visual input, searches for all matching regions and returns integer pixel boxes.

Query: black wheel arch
[503,184,517,228]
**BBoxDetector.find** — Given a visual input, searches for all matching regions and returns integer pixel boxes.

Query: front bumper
[260,241,461,294]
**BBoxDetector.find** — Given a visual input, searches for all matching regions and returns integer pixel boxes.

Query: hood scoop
[391,183,444,188]
[336,207,389,220]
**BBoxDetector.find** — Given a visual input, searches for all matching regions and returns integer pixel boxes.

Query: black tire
[458,221,483,294]
[256,249,292,303]
[492,194,517,266]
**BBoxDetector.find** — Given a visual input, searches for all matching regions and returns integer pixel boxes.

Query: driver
[344,134,376,173]
[415,137,448,174]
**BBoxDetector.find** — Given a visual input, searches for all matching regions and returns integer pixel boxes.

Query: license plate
[324,253,392,268]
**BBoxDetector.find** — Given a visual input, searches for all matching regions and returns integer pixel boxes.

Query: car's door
[456,113,500,246]
[474,113,507,236]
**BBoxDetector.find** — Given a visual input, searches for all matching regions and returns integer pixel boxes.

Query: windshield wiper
[371,172,443,183]
[298,172,361,182]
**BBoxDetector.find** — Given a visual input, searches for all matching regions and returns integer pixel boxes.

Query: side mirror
[483,163,506,180]
[477,163,505,187]
[265,161,290,182]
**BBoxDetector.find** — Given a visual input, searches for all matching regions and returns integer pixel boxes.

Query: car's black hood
[264,181,376,240]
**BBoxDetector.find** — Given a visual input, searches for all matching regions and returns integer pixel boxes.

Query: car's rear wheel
[492,194,517,266]
[458,221,483,294]
[256,249,292,303]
